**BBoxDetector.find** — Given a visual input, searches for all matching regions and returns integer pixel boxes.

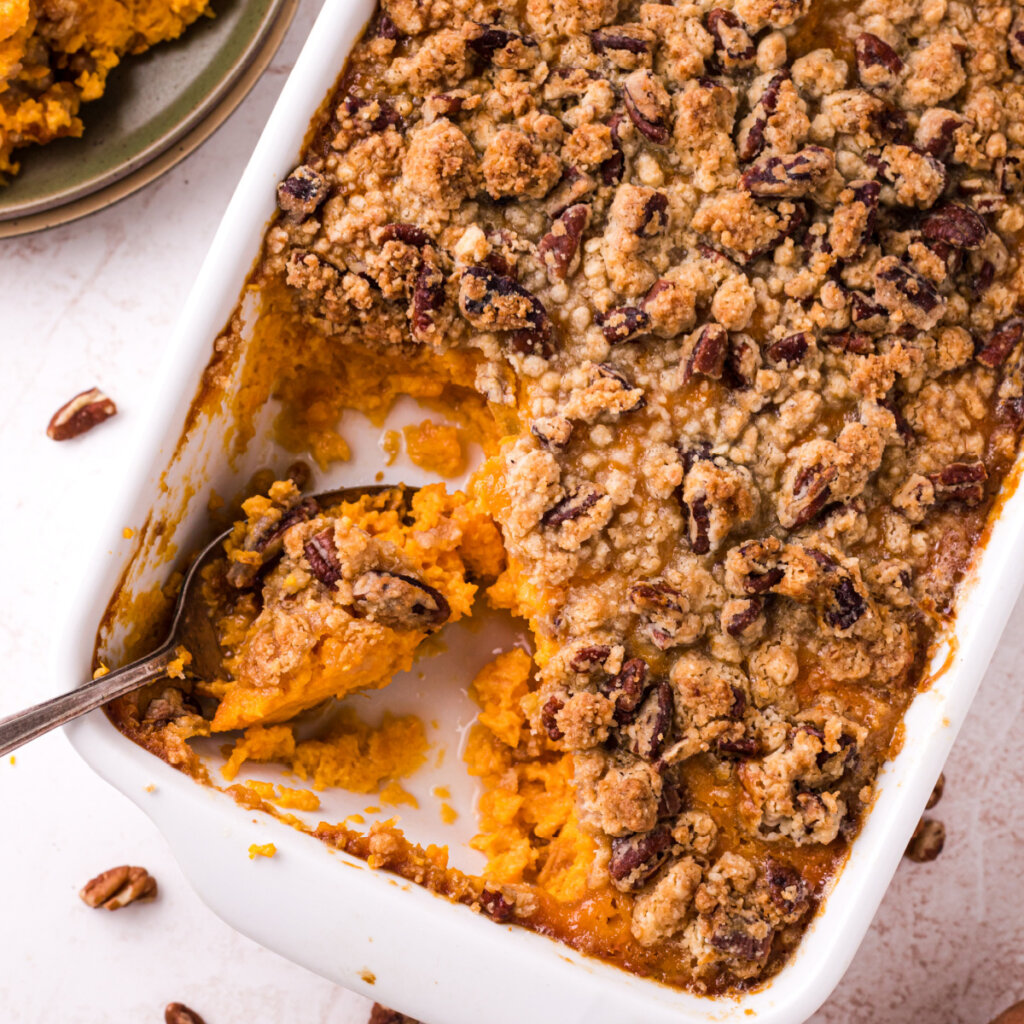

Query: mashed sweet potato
[0,0,210,180]
[222,708,428,794]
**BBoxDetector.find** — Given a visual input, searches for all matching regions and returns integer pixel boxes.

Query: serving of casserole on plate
[63,0,1024,1020]
[0,0,296,231]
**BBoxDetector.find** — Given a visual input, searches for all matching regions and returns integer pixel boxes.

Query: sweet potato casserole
[106,0,1024,995]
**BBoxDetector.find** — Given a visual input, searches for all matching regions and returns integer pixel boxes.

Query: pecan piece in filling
[458,265,554,357]
[609,826,674,892]
[706,9,755,70]
[598,304,651,345]
[920,203,988,250]
[741,147,835,199]
[538,203,591,281]
[350,570,451,631]
[622,69,671,144]
[976,318,1024,369]
[276,164,327,221]
[304,529,343,588]
[928,459,988,507]
[684,323,728,382]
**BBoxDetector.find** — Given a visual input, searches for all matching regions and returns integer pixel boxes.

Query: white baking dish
[58,1,1024,1020]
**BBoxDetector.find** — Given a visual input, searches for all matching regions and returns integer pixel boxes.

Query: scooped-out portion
[206,481,504,732]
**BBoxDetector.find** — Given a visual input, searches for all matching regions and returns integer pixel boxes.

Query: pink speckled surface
[809,639,1024,1024]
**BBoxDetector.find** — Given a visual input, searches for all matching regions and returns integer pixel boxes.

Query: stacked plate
[0,0,297,237]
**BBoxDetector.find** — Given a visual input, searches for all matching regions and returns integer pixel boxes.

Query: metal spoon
[0,485,396,757]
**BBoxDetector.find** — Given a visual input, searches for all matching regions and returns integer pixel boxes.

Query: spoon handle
[0,646,181,758]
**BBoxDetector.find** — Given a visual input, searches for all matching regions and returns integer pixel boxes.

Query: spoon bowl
[0,484,402,756]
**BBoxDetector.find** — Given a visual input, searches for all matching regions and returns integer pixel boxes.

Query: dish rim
[57,1,1024,1020]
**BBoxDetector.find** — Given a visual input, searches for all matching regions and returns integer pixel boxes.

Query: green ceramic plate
[0,0,294,228]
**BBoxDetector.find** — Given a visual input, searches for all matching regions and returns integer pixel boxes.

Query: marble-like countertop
[1,4,1022,1020]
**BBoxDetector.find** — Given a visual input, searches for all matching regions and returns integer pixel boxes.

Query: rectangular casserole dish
[59,1,1024,1020]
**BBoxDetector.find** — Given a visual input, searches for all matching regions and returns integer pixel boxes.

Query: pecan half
[466,23,537,63]
[304,529,343,587]
[998,152,1024,195]
[378,222,431,248]
[542,485,603,526]
[915,108,969,159]
[626,679,674,760]
[538,203,591,281]
[764,859,810,922]
[458,266,554,357]
[570,643,613,672]
[598,305,651,345]
[227,496,320,589]
[599,114,626,185]
[928,458,987,506]
[728,539,785,595]
[976,318,1024,368]
[708,907,773,963]
[276,165,327,220]
[822,331,873,355]
[716,734,759,759]
[766,332,810,366]
[545,168,596,218]
[926,772,945,810]
[825,576,867,631]
[629,580,699,650]
[873,256,945,331]
[80,865,157,910]
[479,887,515,921]
[622,69,671,144]
[637,190,669,237]
[707,9,755,69]
[351,570,451,630]
[684,323,728,382]
[47,387,117,441]
[593,363,646,411]
[531,415,573,452]
[591,28,651,58]
[1010,14,1024,70]
[736,71,786,162]
[609,826,673,891]
[688,494,712,554]
[854,33,903,94]
[849,290,887,332]
[342,94,403,134]
[540,696,565,740]
[722,596,764,638]
[921,203,987,249]
[410,258,447,342]
[905,818,945,862]
[165,1005,207,1024]
[724,334,760,388]
[602,656,649,722]
[741,146,835,198]
[786,462,838,528]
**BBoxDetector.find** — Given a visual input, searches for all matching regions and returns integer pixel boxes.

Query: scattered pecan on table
[165,1004,207,1024]
[369,1004,422,1024]
[46,387,117,441]
[78,864,157,909]
[905,819,945,863]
